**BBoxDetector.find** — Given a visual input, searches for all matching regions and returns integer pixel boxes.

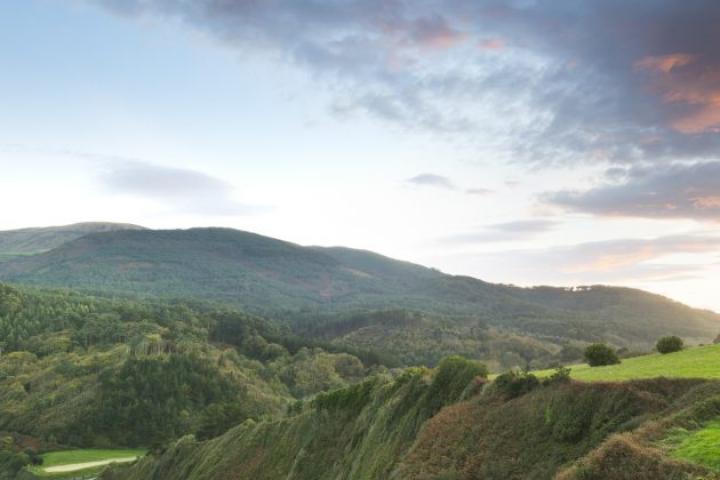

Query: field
[26,449,145,478]
[537,343,720,381]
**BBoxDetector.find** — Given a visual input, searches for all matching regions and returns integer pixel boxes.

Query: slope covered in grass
[538,344,720,382]
[26,449,145,478]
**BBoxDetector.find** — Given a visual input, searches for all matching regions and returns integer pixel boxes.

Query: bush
[656,336,683,354]
[494,370,540,399]
[584,344,620,367]
[543,366,572,386]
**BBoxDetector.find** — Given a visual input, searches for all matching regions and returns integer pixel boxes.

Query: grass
[26,449,145,478]
[665,421,720,471]
[534,343,720,382]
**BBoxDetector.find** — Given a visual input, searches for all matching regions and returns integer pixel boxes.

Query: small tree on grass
[657,336,683,354]
[584,343,620,367]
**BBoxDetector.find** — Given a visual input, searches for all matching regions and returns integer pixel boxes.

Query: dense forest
[0,282,377,478]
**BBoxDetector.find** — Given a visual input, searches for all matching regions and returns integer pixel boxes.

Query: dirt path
[43,456,139,473]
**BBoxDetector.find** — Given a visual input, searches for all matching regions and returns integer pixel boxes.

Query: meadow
[26,449,145,478]
[536,343,720,382]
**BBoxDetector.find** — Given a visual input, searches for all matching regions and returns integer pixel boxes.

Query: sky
[1,0,720,310]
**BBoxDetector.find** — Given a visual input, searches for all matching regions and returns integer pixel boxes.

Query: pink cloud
[636,53,720,134]
[635,53,697,73]
[479,38,505,50]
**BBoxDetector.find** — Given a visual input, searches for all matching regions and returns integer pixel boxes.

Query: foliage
[657,336,684,354]
[542,366,572,386]
[100,355,488,480]
[584,343,620,367]
[494,370,540,399]
[0,283,372,448]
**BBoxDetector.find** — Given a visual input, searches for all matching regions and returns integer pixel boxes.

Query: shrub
[543,366,572,386]
[656,336,684,354]
[584,344,620,367]
[494,370,540,399]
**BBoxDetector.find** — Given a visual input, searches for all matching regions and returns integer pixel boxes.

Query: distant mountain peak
[0,221,148,256]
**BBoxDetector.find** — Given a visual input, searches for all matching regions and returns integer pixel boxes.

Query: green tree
[656,335,684,354]
[584,343,620,367]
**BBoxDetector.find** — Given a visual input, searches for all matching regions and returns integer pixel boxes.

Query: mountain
[0,222,146,258]
[0,226,717,365]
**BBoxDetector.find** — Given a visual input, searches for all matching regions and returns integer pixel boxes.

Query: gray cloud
[99,161,264,215]
[406,173,455,190]
[466,188,493,196]
[544,162,720,221]
[84,0,720,165]
[441,219,558,244]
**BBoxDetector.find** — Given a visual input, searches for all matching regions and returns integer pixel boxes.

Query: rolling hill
[0,222,146,258]
[0,226,717,362]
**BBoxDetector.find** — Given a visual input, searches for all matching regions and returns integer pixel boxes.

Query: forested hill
[0,222,146,257]
[0,227,717,354]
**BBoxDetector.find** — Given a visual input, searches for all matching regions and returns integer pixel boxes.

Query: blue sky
[2,0,720,310]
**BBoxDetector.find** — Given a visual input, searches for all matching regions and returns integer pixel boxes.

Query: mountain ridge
[0,225,716,365]
[0,222,147,257]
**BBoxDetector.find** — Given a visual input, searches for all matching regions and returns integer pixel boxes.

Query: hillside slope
[0,222,146,257]
[101,362,718,480]
[0,227,717,356]
[0,283,371,451]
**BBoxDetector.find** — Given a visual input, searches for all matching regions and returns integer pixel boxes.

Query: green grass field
[665,421,720,471]
[26,449,145,478]
[536,343,720,382]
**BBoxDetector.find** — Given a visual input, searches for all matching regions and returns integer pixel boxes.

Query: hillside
[100,359,720,480]
[0,222,146,258]
[0,227,717,363]
[536,343,720,382]
[0,282,375,479]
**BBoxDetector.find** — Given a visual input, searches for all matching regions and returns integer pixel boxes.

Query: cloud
[83,0,720,165]
[99,161,264,215]
[443,233,720,285]
[406,173,455,189]
[466,188,493,195]
[441,219,557,244]
[544,162,720,221]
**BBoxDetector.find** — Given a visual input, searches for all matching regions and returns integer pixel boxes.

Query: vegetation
[0,223,145,257]
[101,356,487,480]
[493,370,540,399]
[657,335,684,354]
[584,343,620,367]
[0,227,717,365]
[536,343,720,382]
[4,225,720,479]
[0,283,373,449]
[26,449,144,478]
[104,369,718,480]
[667,421,720,471]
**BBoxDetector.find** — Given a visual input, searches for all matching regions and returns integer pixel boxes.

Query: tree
[656,336,683,354]
[584,343,620,367]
